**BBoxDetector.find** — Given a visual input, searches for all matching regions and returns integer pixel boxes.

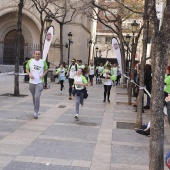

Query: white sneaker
[60,91,62,94]
[74,114,79,119]
[34,113,38,119]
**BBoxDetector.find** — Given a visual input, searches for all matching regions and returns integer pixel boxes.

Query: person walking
[23,57,30,83]
[56,64,66,94]
[67,58,78,100]
[73,68,88,119]
[26,50,48,119]
[89,62,95,86]
[102,64,116,103]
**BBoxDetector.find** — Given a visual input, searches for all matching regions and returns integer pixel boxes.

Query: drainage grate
[0,93,28,97]
[58,105,66,108]
[116,102,129,105]
[76,121,97,126]
[117,122,135,130]
[116,92,128,95]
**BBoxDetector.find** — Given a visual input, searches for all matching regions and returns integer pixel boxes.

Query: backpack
[69,64,77,71]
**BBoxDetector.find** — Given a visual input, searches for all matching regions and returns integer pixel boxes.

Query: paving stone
[64,108,104,117]
[0,109,33,120]
[112,129,150,143]
[21,139,95,161]
[56,114,103,126]
[111,145,149,165]
[0,120,24,132]
[42,125,99,141]
[3,161,90,170]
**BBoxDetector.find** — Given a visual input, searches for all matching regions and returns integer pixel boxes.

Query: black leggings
[60,80,64,91]
[69,78,74,96]
[104,85,112,100]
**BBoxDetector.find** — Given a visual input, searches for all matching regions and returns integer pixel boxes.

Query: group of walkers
[25,50,120,119]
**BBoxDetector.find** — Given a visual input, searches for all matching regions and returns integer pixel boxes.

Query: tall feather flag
[43,26,54,60]
[112,37,122,74]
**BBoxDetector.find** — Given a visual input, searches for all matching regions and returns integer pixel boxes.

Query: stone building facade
[0,0,93,68]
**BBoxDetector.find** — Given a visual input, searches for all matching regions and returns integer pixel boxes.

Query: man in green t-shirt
[26,50,48,119]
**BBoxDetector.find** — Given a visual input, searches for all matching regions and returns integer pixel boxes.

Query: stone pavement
[0,74,170,170]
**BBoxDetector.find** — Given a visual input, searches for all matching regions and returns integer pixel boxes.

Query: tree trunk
[149,2,170,169]
[40,12,44,53]
[60,24,63,64]
[149,34,166,170]
[14,0,24,96]
[136,0,149,128]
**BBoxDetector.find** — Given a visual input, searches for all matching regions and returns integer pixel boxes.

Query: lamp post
[45,16,53,30]
[131,20,139,72]
[125,34,131,76]
[128,20,139,104]
[44,16,53,87]
[88,40,92,65]
[106,46,111,62]
[99,49,101,63]
[95,46,98,67]
[67,32,73,65]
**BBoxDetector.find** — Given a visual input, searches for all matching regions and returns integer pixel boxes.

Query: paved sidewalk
[0,74,169,170]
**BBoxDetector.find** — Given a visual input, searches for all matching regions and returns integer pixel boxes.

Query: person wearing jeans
[73,68,88,119]
[67,59,78,100]
[26,50,48,119]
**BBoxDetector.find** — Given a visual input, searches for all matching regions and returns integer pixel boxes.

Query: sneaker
[34,113,38,119]
[60,91,62,94]
[103,99,106,102]
[74,114,79,119]
[108,99,110,103]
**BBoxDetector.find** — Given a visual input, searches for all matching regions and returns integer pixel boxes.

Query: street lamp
[125,34,131,75]
[95,47,99,67]
[106,46,111,62]
[131,20,139,34]
[45,16,53,30]
[88,40,92,65]
[67,32,73,65]
[99,49,102,63]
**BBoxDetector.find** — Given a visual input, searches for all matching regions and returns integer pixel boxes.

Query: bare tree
[149,0,170,169]
[32,0,49,53]
[82,0,143,104]
[136,0,150,128]
[31,0,83,64]
[14,0,24,96]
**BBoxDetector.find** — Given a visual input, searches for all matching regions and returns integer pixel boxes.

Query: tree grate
[76,121,97,126]
[0,93,28,97]
[58,105,66,108]
[117,122,135,130]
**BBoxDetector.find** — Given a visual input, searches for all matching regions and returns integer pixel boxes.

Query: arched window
[3,30,24,64]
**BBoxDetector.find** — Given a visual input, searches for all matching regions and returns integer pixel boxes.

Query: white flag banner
[112,37,122,74]
[43,26,54,60]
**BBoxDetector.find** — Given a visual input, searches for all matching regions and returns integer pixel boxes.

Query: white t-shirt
[103,70,112,86]
[74,75,87,90]
[98,66,103,74]
[113,67,118,76]
[69,64,77,79]
[89,66,95,75]
[26,59,48,84]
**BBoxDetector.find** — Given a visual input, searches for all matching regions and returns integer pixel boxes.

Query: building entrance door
[3,30,24,64]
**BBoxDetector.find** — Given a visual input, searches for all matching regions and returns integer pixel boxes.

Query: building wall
[0,0,92,68]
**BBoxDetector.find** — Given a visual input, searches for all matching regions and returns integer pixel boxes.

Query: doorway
[3,30,25,64]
